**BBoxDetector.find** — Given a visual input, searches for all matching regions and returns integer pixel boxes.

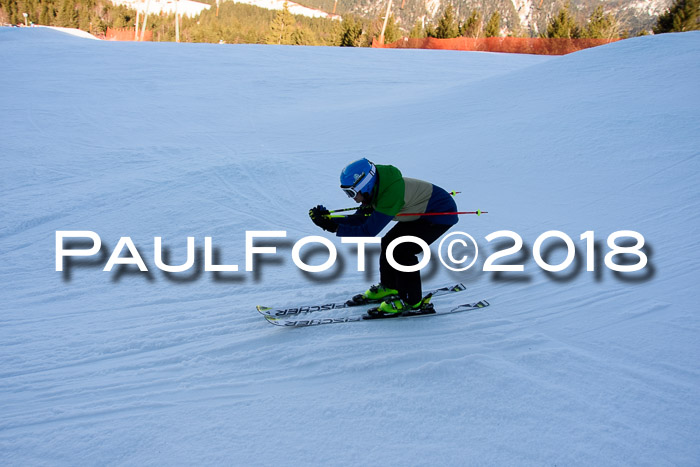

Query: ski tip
[264,315,283,326]
[257,305,272,312]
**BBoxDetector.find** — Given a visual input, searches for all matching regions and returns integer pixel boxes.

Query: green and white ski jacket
[336,164,458,237]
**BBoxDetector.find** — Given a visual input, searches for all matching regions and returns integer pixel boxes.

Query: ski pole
[328,191,462,214]
[396,210,487,217]
[328,209,487,218]
[328,207,361,214]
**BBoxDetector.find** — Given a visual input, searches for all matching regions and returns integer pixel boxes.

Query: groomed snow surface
[1,27,699,465]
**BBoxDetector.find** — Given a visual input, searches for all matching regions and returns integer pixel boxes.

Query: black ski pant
[379,220,453,305]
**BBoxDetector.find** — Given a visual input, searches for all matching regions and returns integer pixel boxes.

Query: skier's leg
[389,221,453,305]
[379,222,411,291]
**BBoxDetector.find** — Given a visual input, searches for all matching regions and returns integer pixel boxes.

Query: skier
[309,158,458,315]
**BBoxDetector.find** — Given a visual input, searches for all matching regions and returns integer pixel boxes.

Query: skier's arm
[334,206,374,226]
[336,210,393,237]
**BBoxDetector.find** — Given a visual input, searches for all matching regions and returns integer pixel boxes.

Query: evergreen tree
[654,0,700,33]
[584,6,620,39]
[291,27,315,45]
[56,0,78,28]
[339,15,363,46]
[460,10,482,38]
[78,2,93,32]
[2,0,17,24]
[111,5,133,28]
[39,3,53,25]
[484,11,500,37]
[409,19,424,38]
[268,2,295,45]
[370,13,400,44]
[328,18,344,46]
[435,4,459,39]
[383,14,401,43]
[545,3,581,38]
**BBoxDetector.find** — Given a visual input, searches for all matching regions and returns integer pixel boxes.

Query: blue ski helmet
[340,158,377,198]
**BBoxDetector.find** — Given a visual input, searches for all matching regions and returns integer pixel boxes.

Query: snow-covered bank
[111,0,211,18]
[1,28,699,465]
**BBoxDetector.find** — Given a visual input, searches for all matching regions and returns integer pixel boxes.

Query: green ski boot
[365,294,436,319]
[347,284,399,306]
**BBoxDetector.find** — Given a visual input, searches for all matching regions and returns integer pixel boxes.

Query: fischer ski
[262,299,490,328]
[256,283,467,318]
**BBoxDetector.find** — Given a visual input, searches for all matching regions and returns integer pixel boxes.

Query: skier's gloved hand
[309,205,330,220]
[309,205,337,233]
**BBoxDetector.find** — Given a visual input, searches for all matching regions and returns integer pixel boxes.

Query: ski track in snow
[1,27,699,465]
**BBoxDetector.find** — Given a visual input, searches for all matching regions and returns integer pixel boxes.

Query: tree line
[0,0,342,44]
[388,0,698,42]
[1,0,697,45]
[0,0,137,34]
[542,0,699,39]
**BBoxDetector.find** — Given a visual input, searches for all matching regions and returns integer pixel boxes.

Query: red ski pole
[396,210,487,217]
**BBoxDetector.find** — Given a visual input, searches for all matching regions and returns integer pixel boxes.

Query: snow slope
[110,0,211,18]
[1,27,699,465]
[229,0,341,19]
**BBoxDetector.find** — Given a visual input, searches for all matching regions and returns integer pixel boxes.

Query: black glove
[309,205,338,233]
[309,205,329,220]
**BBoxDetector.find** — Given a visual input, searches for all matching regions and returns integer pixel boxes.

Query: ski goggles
[340,166,376,198]
[341,183,361,198]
